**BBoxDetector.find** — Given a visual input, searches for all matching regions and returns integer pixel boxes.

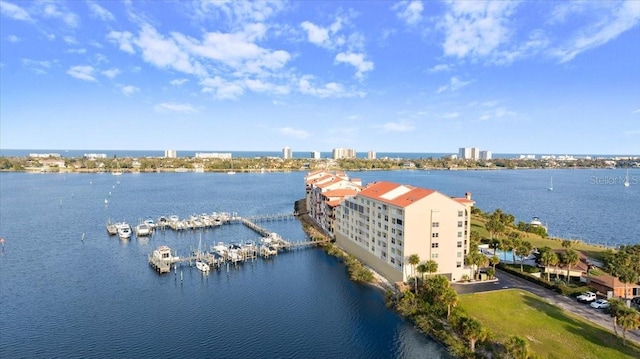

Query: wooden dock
[147,213,329,274]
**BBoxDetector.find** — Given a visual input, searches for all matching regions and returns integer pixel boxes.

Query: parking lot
[452,269,640,345]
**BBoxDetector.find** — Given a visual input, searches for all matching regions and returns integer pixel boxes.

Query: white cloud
[335,52,374,79]
[442,112,460,119]
[67,65,96,81]
[197,0,285,24]
[107,31,135,54]
[633,109,640,114]
[102,68,121,78]
[441,1,517,61]
[22,58,53,74]
[134,24,207,77]
[170,78,189,86]
[0,1,32,21]
[280,127,310,139]
[552,1,640,63]
[428,64,451,73]
[63,36,77,44]
[301,17,345,49]
[379,121,415,132]
[200,76,244,100]
[121,85,139,96]
[88,1,114,21]
[393,1,424,26]
[298,75,362,98]
[436,76,472,93]
[623,129,640,135]
[42,1,79,27]
[7,34,20,42]
[66,48,86,54]
[154,102,196,114]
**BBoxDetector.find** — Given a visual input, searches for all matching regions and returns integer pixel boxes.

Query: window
[457,232,462,238]
[431,243,439,248]
[458,210,464,217]
[391,258,395,264]
[456,261,462,268]
[397,219,403,226]
[457,252,462,258]
[432,233,439,238]
[431,253,439,259]
[384,215,388,222]
[458,221,463,228]
[457,241,462,248]
[432,222,440,228]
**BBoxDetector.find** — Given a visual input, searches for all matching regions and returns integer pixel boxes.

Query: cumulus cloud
[7,34,20,42]
[335,52,374,79]
[379,121,415,132]
[88,1,114,21]
[200,76,244,100]
[428,64,451,73]
[298,75,362,98]
[121,85,139,96]
[436,76,472,93]
[280,127,310,139]
[441,1,517,61]
[393,1,424,26]
[153,102,196,114]
[42,1,79,27]
[107,31,135,54]
[170,78,189,86]
[102,68,121,78]
[301,17,345,49]
[0,1,32,21]
[67,65,96,81]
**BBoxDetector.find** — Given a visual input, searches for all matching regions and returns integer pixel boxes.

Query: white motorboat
[135,223,152,237]
[195,260,210,272]
[116,223,132,239]
[624,167,630,187]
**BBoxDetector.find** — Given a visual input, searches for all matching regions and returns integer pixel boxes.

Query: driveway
[452,269,640,345]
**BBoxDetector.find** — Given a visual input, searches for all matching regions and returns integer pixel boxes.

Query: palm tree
[460,317,487,353]
[408,254,420,294]
[508,231,521,264]
[515,240,533,272]
[442,286,458,319]
[489,255,500,271]
[608,298,626,337]
[562,249,580,282]
[561,239,572,249]
[618,307,640,346]
[490,238,501,255]
[485,218,504,243]
[425,259,438,277]
[540,248,559,281]
[505,336,530,359]
[617,267,638,300]
[416,263,427,282]
[501,237,513,263]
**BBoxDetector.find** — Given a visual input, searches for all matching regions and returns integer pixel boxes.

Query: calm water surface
[1,169,637,358]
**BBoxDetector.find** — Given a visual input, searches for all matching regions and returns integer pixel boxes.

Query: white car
[590,299,609,309]
[577,291,597,302]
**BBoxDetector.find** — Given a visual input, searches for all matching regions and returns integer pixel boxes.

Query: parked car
[631,297,640,309]
[590,299,610,309]
[577,291,597,302]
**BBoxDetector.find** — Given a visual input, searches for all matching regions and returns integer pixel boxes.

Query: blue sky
[1,0,639,155]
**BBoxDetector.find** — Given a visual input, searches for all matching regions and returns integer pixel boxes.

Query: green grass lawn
[459,289,640,359]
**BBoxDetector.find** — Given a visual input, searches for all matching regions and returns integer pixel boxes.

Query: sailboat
[112,159,123,176]
[195,234,210,272]
[624,167,630,187]
[227,158,236,175]
[548,176,553,191]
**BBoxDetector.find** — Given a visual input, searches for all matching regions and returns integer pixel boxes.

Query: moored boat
[195,260,210,272]
[116,222,132,239]
[135,223,152,237]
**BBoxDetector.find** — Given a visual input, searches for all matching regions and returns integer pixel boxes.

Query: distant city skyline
[1,1,639,154]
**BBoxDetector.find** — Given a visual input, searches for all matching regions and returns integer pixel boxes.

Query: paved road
[452,269,640,345]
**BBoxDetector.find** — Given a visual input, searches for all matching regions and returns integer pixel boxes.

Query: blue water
[0,172,449,358]
[1,169,638,357]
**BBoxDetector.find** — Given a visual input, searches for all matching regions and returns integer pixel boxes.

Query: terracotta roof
[590,274,640,289]
[316,177,347,189]
[454,198,475,204]
[358,181,436,208]
[323,188,359,197]
[326,199,343,207]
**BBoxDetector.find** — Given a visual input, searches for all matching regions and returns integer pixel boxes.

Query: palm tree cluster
[603,245,640,300]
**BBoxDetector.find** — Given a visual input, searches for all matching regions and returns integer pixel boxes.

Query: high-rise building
[165,150,177,158]
[479,150,492,160]
[311,151,321,160]
[367,150,376,160]
[332,148,356,160]
[334,181,474,283]
[282,146,293,159]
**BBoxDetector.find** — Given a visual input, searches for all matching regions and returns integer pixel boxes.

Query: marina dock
[146,212,330,274]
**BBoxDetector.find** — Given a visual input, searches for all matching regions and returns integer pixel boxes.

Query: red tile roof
[358,181,436,208]
[323,188,359,197]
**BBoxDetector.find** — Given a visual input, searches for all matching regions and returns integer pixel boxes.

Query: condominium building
[283,146,293,159]
[305,170,362,236]
[332,147,356,160]
[334,181,474,283]
[479,150,492,160]
[311,151,321,160]
[195,152,232,159]
[367,151,376,160]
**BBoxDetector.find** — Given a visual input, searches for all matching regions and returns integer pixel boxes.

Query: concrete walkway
[452,268,640,346]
